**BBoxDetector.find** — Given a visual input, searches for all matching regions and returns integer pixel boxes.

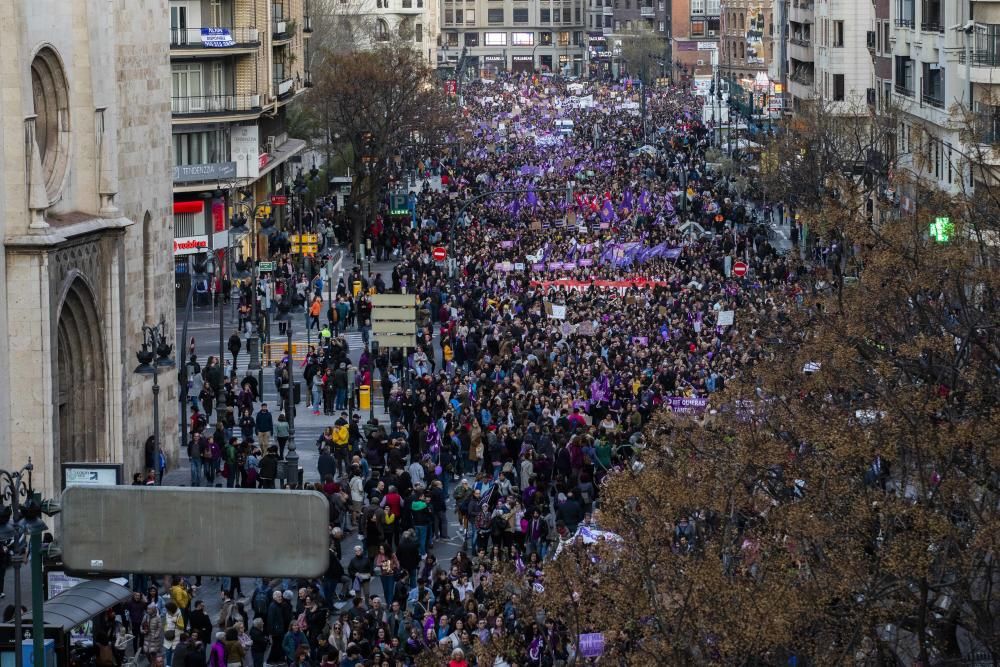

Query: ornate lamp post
[0,462,48,667]
[135,317,176,467]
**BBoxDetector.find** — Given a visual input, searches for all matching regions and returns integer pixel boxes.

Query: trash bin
[359,385,371,411]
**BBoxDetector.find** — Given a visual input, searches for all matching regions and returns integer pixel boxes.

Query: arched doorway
[56,277,106,470]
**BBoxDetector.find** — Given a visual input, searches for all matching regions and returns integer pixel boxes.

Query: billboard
[61,486,330,577]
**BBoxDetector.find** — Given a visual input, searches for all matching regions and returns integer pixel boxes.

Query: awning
[24,580,132,631]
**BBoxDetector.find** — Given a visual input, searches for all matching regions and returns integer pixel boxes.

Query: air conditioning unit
[707,30,716,35]
[250,94,261,108]
[697,59,705,65]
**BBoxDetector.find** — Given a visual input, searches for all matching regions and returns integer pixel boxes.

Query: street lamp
[0,461,48,667]
[283,318,299,488]
[135,316,175,474]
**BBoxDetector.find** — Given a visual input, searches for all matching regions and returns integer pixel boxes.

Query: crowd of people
[152,72,827,666]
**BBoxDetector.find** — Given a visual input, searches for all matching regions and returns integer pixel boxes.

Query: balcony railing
[960,24,1000,67]
[922,91,944,108]
[920,21,943,33]
[974,109,1000,144]
[275,77,295,99]
[789,36,811,47]
[894,18,914,28]
[170,27,261,49]
[894,83,913,97]
[171,94,262,116]
[640,6,654,17]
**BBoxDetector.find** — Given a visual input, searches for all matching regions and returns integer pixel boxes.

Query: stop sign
[432,246,447,262]
[732,261,748,277]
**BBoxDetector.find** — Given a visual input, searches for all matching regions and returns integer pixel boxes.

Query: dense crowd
[160,73,823,666]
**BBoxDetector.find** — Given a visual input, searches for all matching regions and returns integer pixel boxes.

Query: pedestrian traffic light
[929,216,953,243]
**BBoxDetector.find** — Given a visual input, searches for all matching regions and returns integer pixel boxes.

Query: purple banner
[667,396,709,415]
[564,261,577,270]
[500,240,515,249]
[531,262,545,272]
[664,248,682,260]
[547,262,562,271]
[579,633,605,659]
[578,258,593,267]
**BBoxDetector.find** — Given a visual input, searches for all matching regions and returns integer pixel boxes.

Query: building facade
[672,0,721,79]
[720,0,773,80]
[1,0,177,496]
[889,0,965,197]
[169,0,312,299]
[439,0,588,75]
[332,0,439,63]
[777,0,874,113]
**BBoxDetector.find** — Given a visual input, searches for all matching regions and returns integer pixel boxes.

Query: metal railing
[922,92,944,108]
[894,18,914,28]
[640,6,654,17]
[974,109,1000,144]
[894,83,913,97]
[171,94,262,115]
[274,77,295,99]
[920,21,943,33]
[789,36,811,47]
[169,26,260,48]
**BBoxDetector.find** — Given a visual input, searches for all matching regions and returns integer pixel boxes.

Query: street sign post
[370,294,417,350]
[732,261,748,277]
[432,246,447,262]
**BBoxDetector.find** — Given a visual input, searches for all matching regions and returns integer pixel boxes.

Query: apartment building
[439,0,588,75]
[169,0,312,291]
[779,0,873,113]
[720,0,774,80]
[889,0,967,197]
[672,0,721,78]
[342,0,440,63]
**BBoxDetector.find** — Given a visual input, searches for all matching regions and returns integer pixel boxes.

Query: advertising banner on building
[232,124,260,178]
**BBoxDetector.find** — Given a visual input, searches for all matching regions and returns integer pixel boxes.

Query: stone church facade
[0,0,177,497]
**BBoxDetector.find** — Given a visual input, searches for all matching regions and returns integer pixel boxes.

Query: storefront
[482,54,506,78]
[588,34,610,78]
[511,55,533,74]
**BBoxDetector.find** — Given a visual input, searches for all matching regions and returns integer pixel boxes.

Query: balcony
[640,5,654,17]
[169,27,261,55]
[171,94,262,118]
[275,77,295,100]
[920,21,943,34]
[272,19,295,40]
[603,6,613,15]
[974,109,1000,144]
[894,83,913,98]
[789,36,810,47]
[894,18,914,29]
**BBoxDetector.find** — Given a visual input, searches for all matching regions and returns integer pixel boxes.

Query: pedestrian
[274,413,290,460]
[142,603,164,663]
[255,404,274,449]
[228,332,242,373]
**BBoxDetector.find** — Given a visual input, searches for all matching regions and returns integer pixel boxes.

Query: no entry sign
[732,261,748,277]
[432,246,447,262]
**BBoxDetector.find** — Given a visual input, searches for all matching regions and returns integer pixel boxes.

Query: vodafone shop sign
[174,235,209,256]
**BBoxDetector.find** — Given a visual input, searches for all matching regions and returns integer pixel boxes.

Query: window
[488,8,503,23]
[375,19,389,40]
[466,10,474,23]
[415,23,422,41]
[922,62,944,107]
[512,31,533,45]
[513,7,528,23]
[563,8,571,22]
[896,0,914,27]
[465,31,479,46]
[883,21,890,54]
[691,0,704,14]
[833,73,845,100]
[691,20,704,36]
[659,20,664,31]
[706,0,719,13]
[541,31,552,45]
[447,32,459,46]
[738,13,744,29]
[455,10,463,23]
[485,31,507,45]
[575,7,580,21]
[172,130,226,166]
[894,55,914,94]
[833,20,844,47]
[574,31,582,45]
[444,9,453,23]
[540,8,550,23]
[557,31,570,46]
